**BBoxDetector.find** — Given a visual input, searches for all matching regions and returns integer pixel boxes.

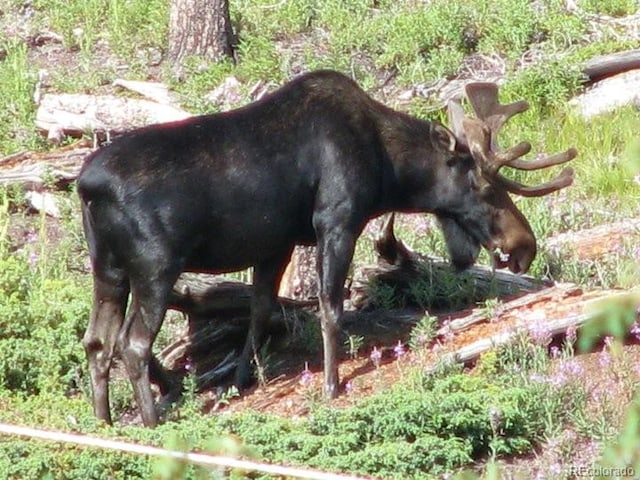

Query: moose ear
[430,123,457,152]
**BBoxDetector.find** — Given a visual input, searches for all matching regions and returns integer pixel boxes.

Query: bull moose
[77,70,576,426]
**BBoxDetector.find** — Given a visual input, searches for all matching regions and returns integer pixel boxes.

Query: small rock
[205,76,242,107]
[25,191,60,217]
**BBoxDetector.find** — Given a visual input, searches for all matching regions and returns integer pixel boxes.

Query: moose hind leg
[83,275,129,425]
[118,275,176,427]
[235,250,293,390]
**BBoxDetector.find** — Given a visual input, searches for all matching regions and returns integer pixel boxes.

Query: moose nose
[492,236,536,274]
[507,243,536,274]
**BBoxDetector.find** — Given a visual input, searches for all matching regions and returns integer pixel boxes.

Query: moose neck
[375,109,442,214]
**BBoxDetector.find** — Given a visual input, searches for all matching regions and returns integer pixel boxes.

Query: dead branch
[437,283,583,336]
[431,289,630,370]
[113,79,179,105]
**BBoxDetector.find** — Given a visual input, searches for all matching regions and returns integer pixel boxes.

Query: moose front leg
[316,229,356,399]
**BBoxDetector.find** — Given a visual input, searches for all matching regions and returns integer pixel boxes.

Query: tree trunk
[278,246,319,300]
[168,0,234,68]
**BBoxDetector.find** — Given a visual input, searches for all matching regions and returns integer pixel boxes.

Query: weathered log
[569,69,640,118]
[0,145,92,189]
[437,282,584,336]
[350,213,551,311]
[545,217,640,261]
[162,272,320,387]
[113,79,179,106]
[35,93,191,140]
[582,49,640,83]
[431,290,630,370]
[159,218,553,389]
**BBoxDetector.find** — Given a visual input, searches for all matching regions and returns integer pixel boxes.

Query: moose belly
[182,213,315,273]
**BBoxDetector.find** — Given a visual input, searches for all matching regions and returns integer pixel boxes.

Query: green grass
[0,39,40,154]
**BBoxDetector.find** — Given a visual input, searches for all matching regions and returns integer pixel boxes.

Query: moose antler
[448,82,577,197]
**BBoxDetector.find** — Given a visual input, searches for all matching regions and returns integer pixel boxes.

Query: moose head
[431,82,577,274]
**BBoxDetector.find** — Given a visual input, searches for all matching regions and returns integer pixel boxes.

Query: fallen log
[35,93,191,140]
[582,49,640,83]
[113,79,179,105]
[0,145,92,189]
[437,282,584,336]
[430,289,631,371]
[569,69,640,118]
[545,217,640,260]
[159,219,553,388]
[350,213,551,311]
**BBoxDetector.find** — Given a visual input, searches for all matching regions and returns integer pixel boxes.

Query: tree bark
[168,0,234,68]
[278,246,318,300]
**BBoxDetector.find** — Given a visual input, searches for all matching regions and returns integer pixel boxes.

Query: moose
[77,70,576,426]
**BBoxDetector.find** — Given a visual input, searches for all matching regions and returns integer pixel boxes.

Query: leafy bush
[213,370,575,478]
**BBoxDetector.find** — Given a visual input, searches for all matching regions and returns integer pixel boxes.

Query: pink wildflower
[370,347,382,367]
[299,362,312,386]
[393,341,406,359]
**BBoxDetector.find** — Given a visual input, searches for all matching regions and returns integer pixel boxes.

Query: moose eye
[447,153,474,170]
[480,183,495,198]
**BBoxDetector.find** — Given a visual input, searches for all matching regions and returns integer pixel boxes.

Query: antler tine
[494,166,575,197]
[461,81,577,197]
[504,147,578,171]
[464,82,529,148]
[447,98,468,146]
[460,117,531,171]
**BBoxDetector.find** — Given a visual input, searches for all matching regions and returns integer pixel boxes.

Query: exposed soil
[205,285,638,419]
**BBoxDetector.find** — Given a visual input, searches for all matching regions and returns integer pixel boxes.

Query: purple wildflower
[393,341,406,359]
[184,357,194,373]
[591,387,603,403]
[345,380,354,394]
[550,345,560,359]
[549,373,568,388]
[28,251,39,269]
[549,463,563,475]
[370,346,382,367]
[630,321,640,341]
[528,311,552,346]
[559,358,584,378]
[598,347,611,368]
[299,362,313,386]
[26,231,38,244]
[441,320,454,342]
[566,324,577,344]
